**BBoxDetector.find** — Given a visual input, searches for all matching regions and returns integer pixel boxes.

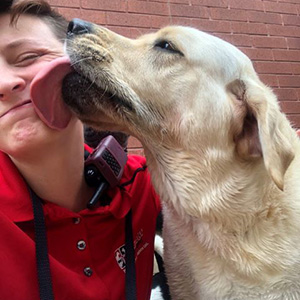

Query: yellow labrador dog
[61,19,300,299]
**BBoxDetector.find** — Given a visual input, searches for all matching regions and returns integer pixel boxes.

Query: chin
[5,119,54,158]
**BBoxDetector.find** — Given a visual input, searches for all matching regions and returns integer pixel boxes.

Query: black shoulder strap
[29,188,54,300]
[125,209,137,300]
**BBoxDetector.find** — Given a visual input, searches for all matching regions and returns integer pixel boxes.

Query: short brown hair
[1,0,68,41]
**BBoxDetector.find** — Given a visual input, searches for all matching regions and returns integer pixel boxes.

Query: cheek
[26,59,61,83]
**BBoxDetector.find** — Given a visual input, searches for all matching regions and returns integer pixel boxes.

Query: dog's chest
[162,205,300,300]
[162,206,233,298]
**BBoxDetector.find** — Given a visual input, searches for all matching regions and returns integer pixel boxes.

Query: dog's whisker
[70,57,93,68]
[84,77,97,93]
[108,91,117,99]
[101,86,109,98]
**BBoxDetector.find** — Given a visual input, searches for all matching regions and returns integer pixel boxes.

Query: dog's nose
[67,18,93,36]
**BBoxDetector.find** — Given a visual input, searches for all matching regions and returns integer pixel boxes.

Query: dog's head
[62,19,296,190]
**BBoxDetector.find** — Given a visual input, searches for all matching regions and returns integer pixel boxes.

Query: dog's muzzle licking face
[62,18,135,125]
[62,72,133,118]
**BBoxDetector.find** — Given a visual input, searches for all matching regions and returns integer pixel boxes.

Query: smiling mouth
[0,100,32,118]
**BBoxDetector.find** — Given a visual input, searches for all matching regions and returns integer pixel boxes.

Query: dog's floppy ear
[228,78,295,190]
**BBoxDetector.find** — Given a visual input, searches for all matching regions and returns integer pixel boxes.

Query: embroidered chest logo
[114,229,149,272]
[115,245,126,271]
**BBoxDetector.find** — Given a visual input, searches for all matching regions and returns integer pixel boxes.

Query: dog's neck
[144,144,278,226]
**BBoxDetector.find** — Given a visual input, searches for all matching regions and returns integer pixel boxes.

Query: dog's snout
[67,18,93,37]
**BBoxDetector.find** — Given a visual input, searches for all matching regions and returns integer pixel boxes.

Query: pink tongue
[30,56,73,130]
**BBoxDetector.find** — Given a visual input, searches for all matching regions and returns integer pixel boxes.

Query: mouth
[0,100,32,119]
[61,71,101,115]
[61,71,134,117]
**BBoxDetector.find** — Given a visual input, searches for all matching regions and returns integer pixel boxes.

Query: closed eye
[15,53,43,67]
[154,40,183,56]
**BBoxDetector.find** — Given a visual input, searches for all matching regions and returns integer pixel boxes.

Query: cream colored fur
[65,25,300,299]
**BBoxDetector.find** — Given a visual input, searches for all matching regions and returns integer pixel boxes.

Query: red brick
[150,0,190,4]
[130,27,153,38]
[264,1,298,14]
[247,11,282,25]
[273,50,300,62]
[278,0,300,3]
[153,16,195,28]
[216,34,252,47]
[81,0,127,11]
[213,33,232,43]
[151,15,196,29]
[280,101,300,114]
[107,12,152,28]
[127,148,145,156]
[79,9,106,25]
[259,74,279,87]
[297,89,300,100]
[56,7,80,21]
[231,22,268,35]
[170,0,191,3]
[170,4,210,18]
[210,8,248,22]
[287,38,300,50]
[241,48,274,61]
[252,36,287,49]
[282,14,300,26]
[48,0,80,8]
[267,24,300,38]
[253,62,293,75]
[128,137,143,148]
[191,0,228,8]
[170,17,193,27]
[56,7,104,25]
[229,0,264,11]
[191,19,231,33]
[273,88,299,101]
[231,34,253,47]
[291,63,300,75]
[128,1,170,16]
[151,15,174,29]
[278,75,300,87]
[286,114,300,128]
[105,26,133,38]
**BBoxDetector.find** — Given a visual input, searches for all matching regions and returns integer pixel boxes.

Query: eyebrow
[5,38,44,50]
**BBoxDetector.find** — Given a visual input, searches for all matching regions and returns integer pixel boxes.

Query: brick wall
[48,0,300,154]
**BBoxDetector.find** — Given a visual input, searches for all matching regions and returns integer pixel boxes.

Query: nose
[67,18,93,37]
[0,69,26,101]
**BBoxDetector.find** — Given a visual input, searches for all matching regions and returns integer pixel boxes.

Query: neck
[145,144,271,223]
[10,125,94,212]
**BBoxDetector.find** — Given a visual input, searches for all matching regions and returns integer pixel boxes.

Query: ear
[228,79,295,190]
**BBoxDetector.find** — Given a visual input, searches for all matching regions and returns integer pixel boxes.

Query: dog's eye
[154,40,183,56]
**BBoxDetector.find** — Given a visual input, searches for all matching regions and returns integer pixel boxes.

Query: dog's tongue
[30,56,73,130]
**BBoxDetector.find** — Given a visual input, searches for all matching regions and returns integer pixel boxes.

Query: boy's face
[0,13,66,156]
